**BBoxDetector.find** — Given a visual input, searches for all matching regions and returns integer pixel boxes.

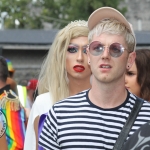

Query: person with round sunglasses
[39,7,150,150]
[24,20,92,150]
[125,49,150,101]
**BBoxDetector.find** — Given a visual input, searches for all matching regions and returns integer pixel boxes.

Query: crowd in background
[0,6,150,150]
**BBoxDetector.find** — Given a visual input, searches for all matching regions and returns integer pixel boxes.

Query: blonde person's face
[66,36,91,81]
[125,62,141,97]
[87,33,135,84]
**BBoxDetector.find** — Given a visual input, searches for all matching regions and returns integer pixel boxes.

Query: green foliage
[0,0,127,29]
[0,0,43,29]
[41,0,127,29]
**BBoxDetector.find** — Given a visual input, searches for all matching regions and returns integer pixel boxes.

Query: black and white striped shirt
[39,90,150,150]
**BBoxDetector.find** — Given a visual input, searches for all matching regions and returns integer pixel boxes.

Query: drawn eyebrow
[69,43,88,48]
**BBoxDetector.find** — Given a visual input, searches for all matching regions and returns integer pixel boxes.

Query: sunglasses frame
[88,41,127,58]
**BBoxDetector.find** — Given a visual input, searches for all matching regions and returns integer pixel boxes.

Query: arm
[34,116,40,150]
[0,133,8,150]
[0,117,8,150]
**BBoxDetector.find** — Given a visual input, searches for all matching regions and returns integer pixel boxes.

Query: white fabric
[24,92,53,150]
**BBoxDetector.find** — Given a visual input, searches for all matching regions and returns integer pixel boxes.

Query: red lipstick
[73,65,85,72]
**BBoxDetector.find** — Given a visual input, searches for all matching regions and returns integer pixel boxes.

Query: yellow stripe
[6,102,17,149]
[23,86,27,106]
[17,85,27,107]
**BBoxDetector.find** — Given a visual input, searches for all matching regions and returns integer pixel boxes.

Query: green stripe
[2,109,14,150]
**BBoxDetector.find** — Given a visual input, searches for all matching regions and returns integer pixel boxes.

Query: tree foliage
[41,0,127,29]
[0,0,127,29]
[0,0,43,29]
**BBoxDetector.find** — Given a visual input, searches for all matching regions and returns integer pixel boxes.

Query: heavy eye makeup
[68,45,78,53]
[67,44,87,54]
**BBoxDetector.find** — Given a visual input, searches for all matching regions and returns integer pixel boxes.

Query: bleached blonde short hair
[88,19,135,53]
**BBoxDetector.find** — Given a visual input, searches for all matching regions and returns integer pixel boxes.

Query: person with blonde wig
[24,20,92,150]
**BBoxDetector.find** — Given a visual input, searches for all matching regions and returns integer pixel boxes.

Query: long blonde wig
[38,20,89,104]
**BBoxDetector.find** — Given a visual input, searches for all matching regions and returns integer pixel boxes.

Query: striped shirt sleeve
[38,106,60,150]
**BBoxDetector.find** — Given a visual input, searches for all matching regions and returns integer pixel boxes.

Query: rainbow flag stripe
[6,59,15,72]
[1,101,25,150]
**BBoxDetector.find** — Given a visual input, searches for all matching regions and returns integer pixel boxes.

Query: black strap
[113,97,144,150]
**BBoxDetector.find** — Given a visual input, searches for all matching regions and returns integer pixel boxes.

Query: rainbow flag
[1,101,26,150]
[6,59,15,72]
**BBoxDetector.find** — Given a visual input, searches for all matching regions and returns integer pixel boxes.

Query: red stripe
[11,110,24,149]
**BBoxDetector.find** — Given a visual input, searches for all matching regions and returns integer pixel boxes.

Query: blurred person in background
[125,49,150,101]
[0,57,12,94]
[0,56,26,150]
[17,78,37,122]
[24,20,92,150]
[0,56,8,150]
[26,79,38,109]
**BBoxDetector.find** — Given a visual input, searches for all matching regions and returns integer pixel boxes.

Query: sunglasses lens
[109,43,124,57]
[89,41,125,57]
[89,41,103,56]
